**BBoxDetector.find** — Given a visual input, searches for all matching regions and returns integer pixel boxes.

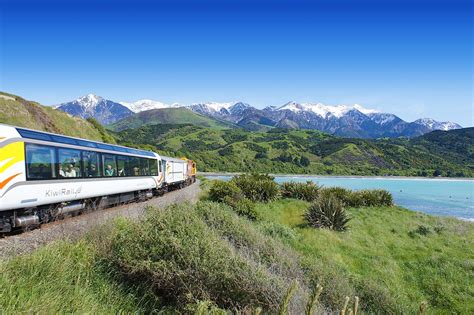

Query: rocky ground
[0,180,201,260]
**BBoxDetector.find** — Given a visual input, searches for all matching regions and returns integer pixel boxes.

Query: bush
[108,202,308,313]
[257,221,298,242]
[319,187,393,208]
[408,225,432,238]
[319,187,352,206]
[223,196,259,220]
[280,181,319,202]
[208,180,242,203]
[350,189,393,207]
[231,174,280,202]
[305,195,350,231]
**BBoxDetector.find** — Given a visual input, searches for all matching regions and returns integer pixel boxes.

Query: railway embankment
[0,180,201,259]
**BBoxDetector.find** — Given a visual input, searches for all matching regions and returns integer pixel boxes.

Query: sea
[204,175,474,221]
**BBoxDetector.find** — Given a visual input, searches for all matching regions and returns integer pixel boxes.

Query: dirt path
[0,180,201,260]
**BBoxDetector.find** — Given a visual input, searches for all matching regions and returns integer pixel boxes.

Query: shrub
[218,146,234,156]
[223,196,259,220]
[280,181,319,202]
[257,221,298,242]
[305,195,350,231]
[319,187,393,208]
[349,189,393,207]
[299,156,310,167]
[208,180,242,203]
[231,174,280,202]
[409,225,432,238]
[108,202,308,313]
[318,187,352,206]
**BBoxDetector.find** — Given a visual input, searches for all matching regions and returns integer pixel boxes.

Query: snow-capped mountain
[187,101,252,121]
[413,118,462,131]
[55,94,133,124]
[54,94,462,137]
[277,102,381,119]
[119,99,181,113]
[261,102,461,138]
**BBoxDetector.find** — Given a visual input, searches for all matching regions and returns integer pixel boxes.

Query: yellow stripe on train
[0,142,25,175]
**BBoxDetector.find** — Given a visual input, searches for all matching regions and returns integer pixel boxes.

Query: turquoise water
[204,175,474,220]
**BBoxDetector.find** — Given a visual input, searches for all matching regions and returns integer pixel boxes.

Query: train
[0,123,196,233]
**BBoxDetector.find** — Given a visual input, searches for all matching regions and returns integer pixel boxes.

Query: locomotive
[0,123,196,233]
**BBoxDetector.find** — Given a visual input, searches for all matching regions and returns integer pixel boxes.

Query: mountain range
[1,90,472,177]
[55,94,462,138]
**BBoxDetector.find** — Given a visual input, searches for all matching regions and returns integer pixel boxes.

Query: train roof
[1,123,156,158]
[161,155,187,163]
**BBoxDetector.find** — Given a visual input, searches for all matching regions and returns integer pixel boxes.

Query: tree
[299,156,310,167]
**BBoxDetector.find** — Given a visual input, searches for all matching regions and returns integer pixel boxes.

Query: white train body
[161,156,187,187]
[0,123,195,233]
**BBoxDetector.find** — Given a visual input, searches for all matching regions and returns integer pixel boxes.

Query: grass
[255,199,474,313]
[0,197,472,313]
[0,240,159,313]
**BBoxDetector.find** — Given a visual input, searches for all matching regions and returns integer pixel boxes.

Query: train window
[150,159,158,176]
[97,143,115,151]
[25,144,57,180]
[51,135,78,145]
[76,140,97,148]
[117,156,129,177]
[82,151,101,177]
[58,148,82,178]
[140,158,150,175]
[129,157,140,176]
[103,154,117,177]
[17,129,52,142]
[159,160,162,173]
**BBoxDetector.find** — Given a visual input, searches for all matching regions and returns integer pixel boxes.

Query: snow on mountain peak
[278,102,380,118]
[353,104,381,115]
[120,99,180,113]
[189,101,239,112]
[415,118,437,128]
[439,122,461,131]
[75,94,103,109]
[414,118,461,131]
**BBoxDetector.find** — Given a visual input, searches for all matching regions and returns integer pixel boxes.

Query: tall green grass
[1,197,471,313]
[0,241,160,313]
[106,202,308,313]
[255,199,474,313]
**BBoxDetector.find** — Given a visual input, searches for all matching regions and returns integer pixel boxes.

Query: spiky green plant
[305,195,350,231]
[278,281,298,315]
[305,284,323,315]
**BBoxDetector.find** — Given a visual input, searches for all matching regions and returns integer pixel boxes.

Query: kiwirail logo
[45,186,82,199]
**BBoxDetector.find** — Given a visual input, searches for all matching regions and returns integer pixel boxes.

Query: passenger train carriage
[0,123,196,233]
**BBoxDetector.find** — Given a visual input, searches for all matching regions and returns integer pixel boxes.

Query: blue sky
[0,0,472,125]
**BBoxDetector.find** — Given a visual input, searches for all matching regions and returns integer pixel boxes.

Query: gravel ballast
[0,180,201,260]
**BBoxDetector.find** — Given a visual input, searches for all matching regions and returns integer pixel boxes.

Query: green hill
[108,107,232,131]
[115,124,474,177]
[0,91,113,143]
[410,127,474,169]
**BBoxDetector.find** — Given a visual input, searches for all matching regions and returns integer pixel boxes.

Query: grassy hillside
[1,180,472,313]
[255,199,474,313]
[0,91,113,143]
[108,107,232,131]
[115,124,474,177]
[410,127,474,171]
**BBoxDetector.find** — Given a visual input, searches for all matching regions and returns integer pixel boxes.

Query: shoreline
[200,172,474,223]
[199,172,474,182]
